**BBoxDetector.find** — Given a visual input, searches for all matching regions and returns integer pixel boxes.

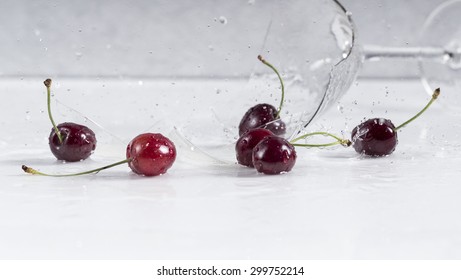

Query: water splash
[218,16,228,25]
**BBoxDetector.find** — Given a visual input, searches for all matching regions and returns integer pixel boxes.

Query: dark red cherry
[236,128,274,167]
[126,133,176,176]
[351,118,398,156]
[49,122,97,162]
[252,136,297,175]
[238,103,286,136]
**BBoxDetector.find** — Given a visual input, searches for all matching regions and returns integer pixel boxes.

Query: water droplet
[75,52,83,60]
[215,88,221,94]
[337,104,344,113]
[219,16,228,24]
[248,0,255,5]
[138,80,143,86]
[34,29,41,36]
[208,45,214,51]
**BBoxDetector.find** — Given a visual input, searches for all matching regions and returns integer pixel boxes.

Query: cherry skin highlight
[351,118,398,156]
[236,128,274,167]
[252,135,297,175]
[126,133,176,176]
[238,103,286,136]
[49,122,97,162]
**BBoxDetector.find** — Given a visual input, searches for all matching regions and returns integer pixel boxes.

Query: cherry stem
[394,88,440,131]
[22,158,131,177]
[258,55,284,119]
[290,131,352,148]
[44,79,63,144]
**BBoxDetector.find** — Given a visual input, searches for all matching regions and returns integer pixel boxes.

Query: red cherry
[235,128,274,167]
[351,118,397,156]
[126,133,176,176]
[350,88,441,157]
[44,79,97,162]
[239,55,287,137]
[238,104,286,136]
[49,122,97,162]
[252,136,297,175]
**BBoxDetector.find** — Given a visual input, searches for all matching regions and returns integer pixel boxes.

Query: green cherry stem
[258,55,285,119]
[290,131,352,148]
[292,141,346,148]
[394,88,440,131]
[22,159,131,177]
[44,79,63,143]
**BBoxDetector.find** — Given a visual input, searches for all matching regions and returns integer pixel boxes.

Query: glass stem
[362,45,456,60]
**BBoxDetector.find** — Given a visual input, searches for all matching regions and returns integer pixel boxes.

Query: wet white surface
[1,78,460,259]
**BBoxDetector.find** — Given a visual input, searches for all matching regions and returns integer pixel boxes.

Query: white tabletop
[1,78,460,259]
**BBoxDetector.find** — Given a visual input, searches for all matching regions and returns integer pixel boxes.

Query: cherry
[238,104,286,136]
[351,118,397,156]
[49,122,97,162]
[235,128,274,167]
[252,136,297,175]
[22,133,176,177]
[239,55,286,136]
[44,79,97,161]
[126,133,176,176]
[351,88,440,156]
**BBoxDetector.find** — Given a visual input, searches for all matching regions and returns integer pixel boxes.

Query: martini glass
[171,0,461,162]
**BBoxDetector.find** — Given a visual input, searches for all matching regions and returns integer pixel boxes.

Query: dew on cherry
[351,118,397,156]
[252,136,297,175]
